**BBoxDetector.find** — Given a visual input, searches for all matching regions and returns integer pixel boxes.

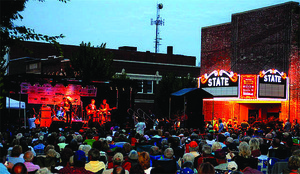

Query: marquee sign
[200,70,239,97]
[258,69,287,99]
[240,75,257,99]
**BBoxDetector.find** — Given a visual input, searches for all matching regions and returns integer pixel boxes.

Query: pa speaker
[72,121,84,131]
[49,121,65,132]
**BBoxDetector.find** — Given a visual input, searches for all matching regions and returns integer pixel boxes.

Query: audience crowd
[0,117,300,174]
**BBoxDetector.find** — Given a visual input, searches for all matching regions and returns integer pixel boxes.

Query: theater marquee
[200,69,239,97]
[258,69,288,99]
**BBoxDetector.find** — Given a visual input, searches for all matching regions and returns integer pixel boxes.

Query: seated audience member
[35,167,52,174]
[52,148,73,173]
[179,161,195,174]
[249,138,261,158]
[104,153,129,174]
[59,150,93,174]
[232,142,258,171]
[180,153,197,173]
[188,141,200,158]
[154,148,177,173]
[57,136,68,152]
[11,163,27,174]
[35,149,58,170]
[85,148,105,173]
[206,133,215,146]
[127,150,139,170]
[149,146,162,166]
[226,137,238,151]
[198,162,215,174]
[84,134,95,147]
[23,151,40,172]
[138,151,152,174]
[33,136,45,156]
[7,145,25,165]
[196,144,215,168]
[112,166,126,174]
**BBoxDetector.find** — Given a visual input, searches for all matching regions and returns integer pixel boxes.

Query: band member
[62,97,72,124]
[100,99,115,122]
[86,99,97,119]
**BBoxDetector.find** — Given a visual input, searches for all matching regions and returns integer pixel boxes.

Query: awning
[6,97,26,109]
[171,88,198,96]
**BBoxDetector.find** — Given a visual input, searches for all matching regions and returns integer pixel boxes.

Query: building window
[145,80,153,94]
[137,80,143,93]
[29,63,38,70]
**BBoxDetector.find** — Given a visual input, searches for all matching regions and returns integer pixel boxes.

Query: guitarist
[99,99,116,122]
[62,97,72,124]
[86,99,97,120]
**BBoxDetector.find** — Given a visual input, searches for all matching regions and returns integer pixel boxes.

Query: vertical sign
[240,75,257,99]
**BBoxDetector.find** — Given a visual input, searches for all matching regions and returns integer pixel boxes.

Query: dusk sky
[15,0,294,66]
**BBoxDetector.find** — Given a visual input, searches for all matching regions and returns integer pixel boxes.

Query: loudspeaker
[40,118,52,127]
[49,121,65,132]
[72,121,84,131]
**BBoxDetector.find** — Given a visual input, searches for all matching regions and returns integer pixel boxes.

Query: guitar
[33,108,40,125]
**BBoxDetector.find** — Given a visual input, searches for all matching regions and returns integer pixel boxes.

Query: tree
[68,42,115,83]
[0,0,67,109]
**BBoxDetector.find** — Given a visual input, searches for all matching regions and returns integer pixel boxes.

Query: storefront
[199,69,289,124]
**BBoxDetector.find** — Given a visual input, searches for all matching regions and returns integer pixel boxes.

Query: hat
[223,132,230,137]
[128,150,138,160]
[227,161,238,171]
[189,141,198,148]
[113,152,124,163]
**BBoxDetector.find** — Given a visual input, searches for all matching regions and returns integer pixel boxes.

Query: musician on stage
[86,99,97,120]
[62,97,72,124]
[100,99,114,122]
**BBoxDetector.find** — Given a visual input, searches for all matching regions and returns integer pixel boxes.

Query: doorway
[248,110,259,124]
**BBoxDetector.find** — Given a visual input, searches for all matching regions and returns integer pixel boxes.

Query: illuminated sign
[258,69,287,99]
[240,75,257,99]
[200,70,239,97]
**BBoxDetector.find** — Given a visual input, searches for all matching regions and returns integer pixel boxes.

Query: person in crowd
[33,136,45,156]
[149,146,162,167]
[104,152,129,174]
[135,117,146,136]
[188,141,200,158]
[218,119,224,133]
[7,145,25,165]
[83,134,95,147]
[85,148,105,173]
[59,150,93,174]
[57,136,67,152]
[138,151,152,174]
[206,133,215,146]
[180,153,197,173]
[11,162,27,174]
[249,138,261,158]
[23,151,40,172]
[231,142,258,171]
[284,119,291,132]
[198,162,215,174]
[127,150,139,170]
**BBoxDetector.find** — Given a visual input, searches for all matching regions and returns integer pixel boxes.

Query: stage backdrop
[20,82,97,105]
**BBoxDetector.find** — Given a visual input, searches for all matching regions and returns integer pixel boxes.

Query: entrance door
[248,110,259,124]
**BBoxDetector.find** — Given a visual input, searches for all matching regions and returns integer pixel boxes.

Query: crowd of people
[1,116,300,174]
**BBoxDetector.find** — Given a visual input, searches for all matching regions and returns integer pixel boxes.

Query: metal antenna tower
[151,3,164,53]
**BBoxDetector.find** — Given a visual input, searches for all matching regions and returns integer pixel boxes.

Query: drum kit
[51,96,80,121]
[88,109,111,125]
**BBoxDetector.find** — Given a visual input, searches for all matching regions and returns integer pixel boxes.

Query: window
[145,80,153,94]
[137,80,143,93]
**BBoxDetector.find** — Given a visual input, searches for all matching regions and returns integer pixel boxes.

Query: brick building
[7,41,200,115]
[200,1,299,123]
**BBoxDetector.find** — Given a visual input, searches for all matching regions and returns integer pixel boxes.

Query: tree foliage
[0,0,67,109]
[68,42,115,83]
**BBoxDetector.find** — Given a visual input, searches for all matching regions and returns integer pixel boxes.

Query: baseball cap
[189,141,198,148]
[113,152,124,163]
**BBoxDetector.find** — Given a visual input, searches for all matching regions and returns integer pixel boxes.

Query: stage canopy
[6,97,26,109]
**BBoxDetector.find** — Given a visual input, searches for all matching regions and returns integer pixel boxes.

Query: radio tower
[151,3,164,53]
